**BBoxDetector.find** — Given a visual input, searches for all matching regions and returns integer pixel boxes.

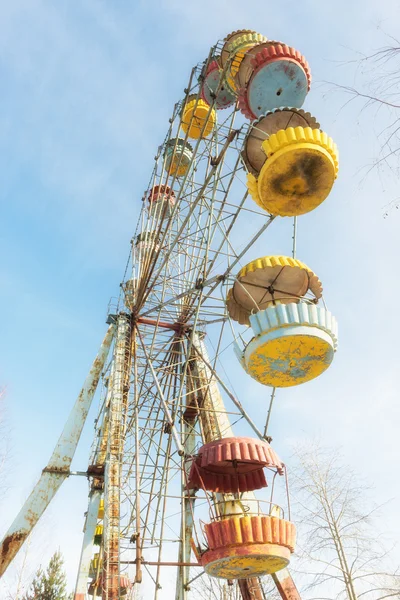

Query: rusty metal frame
[1,35,308,600]
[103,313,131,600]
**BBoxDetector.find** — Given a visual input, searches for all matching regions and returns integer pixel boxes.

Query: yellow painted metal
[246,332,334,387]
[203,543,290,578]
[220,30,256,68]
[263,126,338,164]
[181,99,216,139]
[168,154,190,177]
[247,126,339,216]
[90,553,101,574]
[226,32,267,91]
[97,499,104,520]
[238,255,314,279]
[242,108,320,175]
[246,172,264,209]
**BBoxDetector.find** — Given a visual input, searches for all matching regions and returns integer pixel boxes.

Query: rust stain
[272,568,302,599]
[42,466,70,475]
[25,508,39,528]
[271,154,326,198]
[0,531,28,575]
[276,61,297,82]
[87,464,105,477]
[238,578,264,600]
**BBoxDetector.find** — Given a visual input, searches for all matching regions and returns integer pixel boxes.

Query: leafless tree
[191,573,281,599]
[192,575,242,600]
[327,29,400,216]
[290,442,400,600]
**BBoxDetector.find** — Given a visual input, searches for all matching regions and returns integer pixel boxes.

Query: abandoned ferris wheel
[0,29,339,600]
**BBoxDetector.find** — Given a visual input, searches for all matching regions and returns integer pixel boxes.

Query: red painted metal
[238,87,257,120]
[120,560,200,567]
[238,578,264,600]
[238,44,311,120]
[250,45,311,90]
[187,436,284,492]
[136,317,184,332]
[88,574,131,597]
[148,184,175,203]
[191,467,267,493]
[201,515,296,579]
[204,515,296,553]
[272,568,302,600]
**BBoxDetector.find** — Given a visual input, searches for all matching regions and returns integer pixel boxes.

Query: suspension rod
[120,561,201,567]
[190,342,266,441]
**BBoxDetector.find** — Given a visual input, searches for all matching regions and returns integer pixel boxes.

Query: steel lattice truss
[85,47,284,599]
[0,33,331,600]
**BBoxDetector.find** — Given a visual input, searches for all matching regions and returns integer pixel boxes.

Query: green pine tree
[22,550,71,600]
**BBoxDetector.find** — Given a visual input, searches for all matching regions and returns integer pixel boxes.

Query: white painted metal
[74,490,102,598]
[0,323,115,577]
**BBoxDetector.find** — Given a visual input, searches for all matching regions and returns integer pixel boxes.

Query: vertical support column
[175,344,197,600]
[182,420,196,596]
[132,329,142,585]
[74,489,102,600]
[175,415,196,600]
[103,314,131,600]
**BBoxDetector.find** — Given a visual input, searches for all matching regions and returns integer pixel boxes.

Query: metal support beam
[137,330,184,456]
[74,490,102,599]
[272,569,302,600]
[175,409,197,600]
[103,314,131,600]
[0,323,116,577]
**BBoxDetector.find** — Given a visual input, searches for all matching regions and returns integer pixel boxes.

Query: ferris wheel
[0,29,339,600]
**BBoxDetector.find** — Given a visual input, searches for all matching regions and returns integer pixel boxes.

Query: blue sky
[1,0,400,595]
